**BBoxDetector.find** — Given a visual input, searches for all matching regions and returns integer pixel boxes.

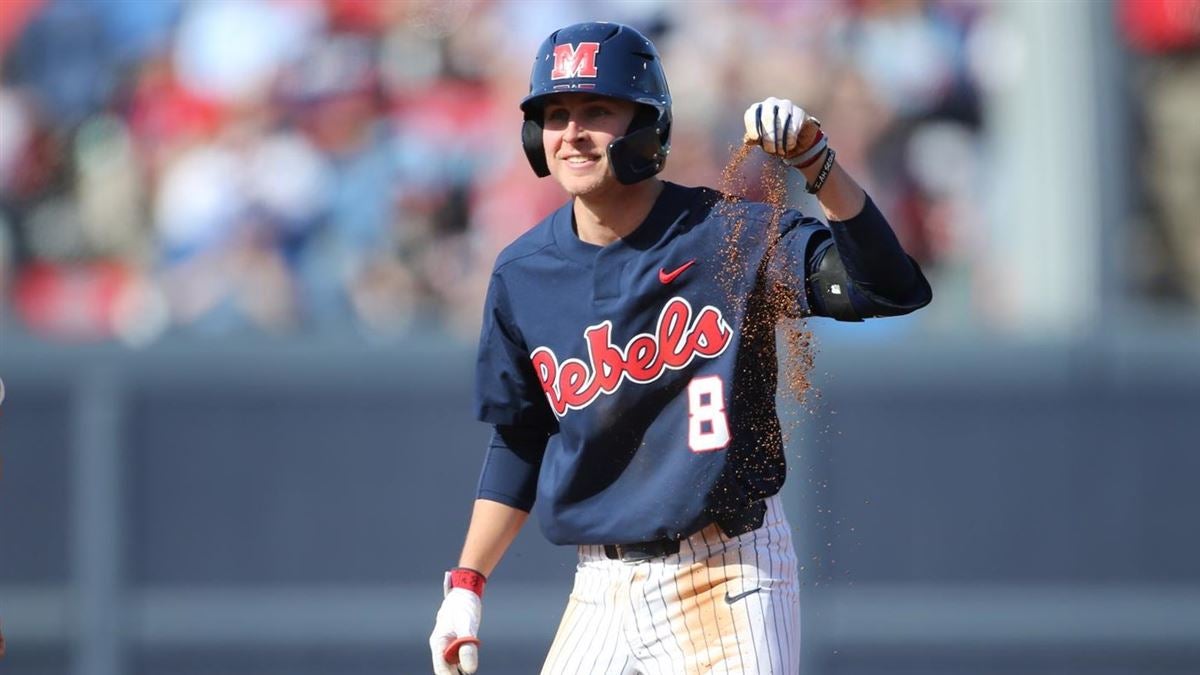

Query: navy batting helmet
[519,22,672,185]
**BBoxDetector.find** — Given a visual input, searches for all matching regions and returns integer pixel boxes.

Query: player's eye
[544,108,569,129]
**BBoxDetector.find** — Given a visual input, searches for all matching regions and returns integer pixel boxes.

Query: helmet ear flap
[521,118,550,177]
[607,105,670,185]
[607,125,665,185]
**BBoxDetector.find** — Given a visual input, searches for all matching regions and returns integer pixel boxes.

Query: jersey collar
[552,182,691,266]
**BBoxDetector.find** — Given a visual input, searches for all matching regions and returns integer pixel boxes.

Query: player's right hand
[430,586,482,675]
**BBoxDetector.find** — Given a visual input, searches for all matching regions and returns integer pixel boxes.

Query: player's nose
[562,119,583,142]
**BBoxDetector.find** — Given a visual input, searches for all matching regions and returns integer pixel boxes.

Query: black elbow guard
[811,242,933,320]
[809,242,863,322]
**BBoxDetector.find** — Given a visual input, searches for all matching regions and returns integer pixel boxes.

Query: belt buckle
[616,544,654,563]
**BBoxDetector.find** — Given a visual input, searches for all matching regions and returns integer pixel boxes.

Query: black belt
[602,501,767,562]
[603,539,680,562]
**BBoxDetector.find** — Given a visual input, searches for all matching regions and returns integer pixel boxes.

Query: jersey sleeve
[769,210,832,317]
[473,271,556,430]
[476,425,549,511]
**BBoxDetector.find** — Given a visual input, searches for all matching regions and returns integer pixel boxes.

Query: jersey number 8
[687,375,730,452]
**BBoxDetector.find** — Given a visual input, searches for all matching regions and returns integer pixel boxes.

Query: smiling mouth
[564,156,599,165]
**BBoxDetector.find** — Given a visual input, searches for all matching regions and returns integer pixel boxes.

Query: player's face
[541,94,638,198]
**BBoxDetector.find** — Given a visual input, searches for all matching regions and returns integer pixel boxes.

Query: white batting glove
[743,97,826,166]
[430,572,483,675]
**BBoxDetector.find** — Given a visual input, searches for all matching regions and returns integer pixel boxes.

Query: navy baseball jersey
[474,181,828,546]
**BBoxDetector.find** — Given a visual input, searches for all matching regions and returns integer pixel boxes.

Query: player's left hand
[743,97,823,164]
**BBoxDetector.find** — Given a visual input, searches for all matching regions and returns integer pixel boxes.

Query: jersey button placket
[592,251,627,304]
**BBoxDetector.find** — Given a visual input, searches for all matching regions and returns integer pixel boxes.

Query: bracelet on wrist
[448,567,487,597]
[787,130,828,169]
[805,147,836,194]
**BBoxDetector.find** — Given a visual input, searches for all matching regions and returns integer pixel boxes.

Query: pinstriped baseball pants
[540,496,801,675]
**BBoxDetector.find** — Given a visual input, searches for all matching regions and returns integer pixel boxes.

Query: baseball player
[430,21,931,675]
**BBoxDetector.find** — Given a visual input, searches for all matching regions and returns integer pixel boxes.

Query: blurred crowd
[1119,0,1200,310]
[0,0,1129,344]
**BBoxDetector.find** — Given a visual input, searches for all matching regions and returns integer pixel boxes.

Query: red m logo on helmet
[550,42,600,80]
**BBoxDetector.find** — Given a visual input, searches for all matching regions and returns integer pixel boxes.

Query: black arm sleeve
[807,197,932,320]
[475,424,549,512]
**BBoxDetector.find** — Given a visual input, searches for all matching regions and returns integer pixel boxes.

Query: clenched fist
[743,97,825,166]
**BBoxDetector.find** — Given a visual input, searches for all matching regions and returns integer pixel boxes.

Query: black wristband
[805,147,836,194]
